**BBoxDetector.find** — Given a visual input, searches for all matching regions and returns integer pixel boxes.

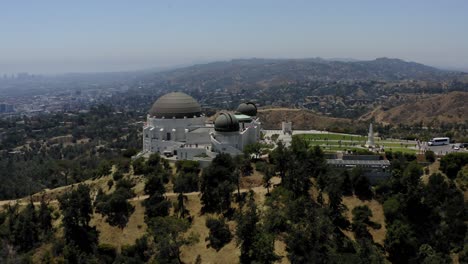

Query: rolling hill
[140,57,466,93]
[360,91,468,125]
[257,108,366,132]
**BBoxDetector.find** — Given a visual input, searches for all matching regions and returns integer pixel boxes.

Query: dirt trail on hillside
[0,177,280,207]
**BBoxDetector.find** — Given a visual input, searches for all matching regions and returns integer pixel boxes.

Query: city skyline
[1,0,468,74]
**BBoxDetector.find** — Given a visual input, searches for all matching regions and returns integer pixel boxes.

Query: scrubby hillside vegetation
[1,138,467,263]
[360,91,468,126]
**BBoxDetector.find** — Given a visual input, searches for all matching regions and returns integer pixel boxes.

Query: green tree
[251,231,280,264]
[38,197,52,236]
[95,187,135,229]
[235,192,280,264]
[205,217,232,251]
[238,154,253,177]
[425,150,436,163]
[270,140,290,179]
[341,170,353,196]
[147,153,161,168]
[132,157,147,175]
[59,184,99,253]
[243,142,263,159]
[263,165,275,195]
[440,153,468,179]
[416,244,451,264]
[401,161,422,193]
[351,205,380,240]
[119,236,151,263]
[385,220,417,263]
[96,160,111,177]
[383,196,402,223]
[173,172,199,193]
[326,179,349,228]
[12,200,39,252]
[236,193,259,264]
[350,168,373,200]
[143,174,171,219]
[174,193,190,220]
[356,239,385,264]
[175,160,200,174]
[200,153,236,214]
[285,207,336,263]
[148,216,198,264]
[282,139,326,198]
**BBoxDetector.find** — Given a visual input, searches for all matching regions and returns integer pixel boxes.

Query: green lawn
[303,140,364,146]
[319,146,364,152]
[297,133,366,141]
[296,133,417,154]
[316,145,417,154]
[379,142,415,148]
[381,147,418,154]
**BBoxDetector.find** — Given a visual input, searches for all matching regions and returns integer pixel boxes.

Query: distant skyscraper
[366,123,375,147]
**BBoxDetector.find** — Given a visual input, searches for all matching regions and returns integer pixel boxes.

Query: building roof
[149,92,202,118]
[188,127,214,134]
[214,112,240,132]
[234,114,252,122]
[236,102,257,116]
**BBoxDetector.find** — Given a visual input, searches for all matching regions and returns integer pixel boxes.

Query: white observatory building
[142,92,261,160]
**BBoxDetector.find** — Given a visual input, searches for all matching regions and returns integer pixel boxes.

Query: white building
[282,121,292,134]
[142,92,261,160]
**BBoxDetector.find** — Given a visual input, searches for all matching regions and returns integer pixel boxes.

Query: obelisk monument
[365,123,375,148]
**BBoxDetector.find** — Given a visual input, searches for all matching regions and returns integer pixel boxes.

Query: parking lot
[427,143,467,155]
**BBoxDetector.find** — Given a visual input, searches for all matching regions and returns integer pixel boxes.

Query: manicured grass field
[296,133,417,154]
[297,133,366,141]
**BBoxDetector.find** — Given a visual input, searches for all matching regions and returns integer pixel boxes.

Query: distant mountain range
[141,57,466,89]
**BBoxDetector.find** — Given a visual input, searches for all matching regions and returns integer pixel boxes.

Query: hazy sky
[1,0,468,74]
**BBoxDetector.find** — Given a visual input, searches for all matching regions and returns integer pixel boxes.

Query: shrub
[205,217,233,251]
[425,150,436,163]
[107,179,114,190]
[97,244,117,264]
[113,171,124,182]
[173,172,199,193]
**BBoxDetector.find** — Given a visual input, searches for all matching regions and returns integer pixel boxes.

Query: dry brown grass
[31,242,54,263]
[274,240,289,264]
[174,190,289,264]
[421,160,442,184]
[342,196,386,245]
[361,91,468,125]
[92,200,147,251]
[257,108,352,130]
[1,161,392,263]
[175,194,240,264]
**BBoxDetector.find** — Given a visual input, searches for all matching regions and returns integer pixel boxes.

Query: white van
[428,137,450,146]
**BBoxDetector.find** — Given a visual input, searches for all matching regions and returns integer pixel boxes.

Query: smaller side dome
[214,113,240,132]
[236,102,257,116]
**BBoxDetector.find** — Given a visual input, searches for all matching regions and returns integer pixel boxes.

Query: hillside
[258,108,366,132]
[143,58,463,91]
[360,91,468,125]
[1,171,385,264]
[1,147,467,263]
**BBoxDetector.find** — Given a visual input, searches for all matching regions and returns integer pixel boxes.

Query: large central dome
[149,92,202,118]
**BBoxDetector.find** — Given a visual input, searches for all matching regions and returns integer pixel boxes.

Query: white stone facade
[282,121,292,134]
[142,93,262,160]
[143,115,209,154]
[211,117,261,156]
